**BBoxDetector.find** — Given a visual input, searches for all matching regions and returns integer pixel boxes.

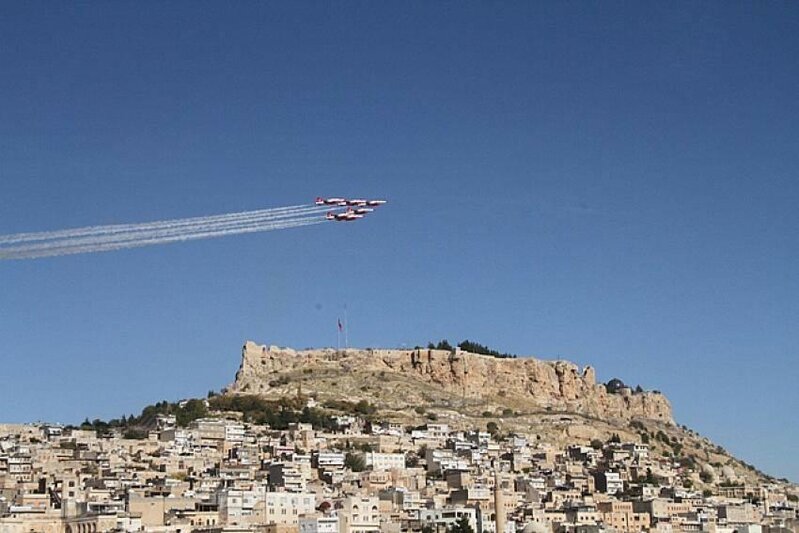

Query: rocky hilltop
[222,340,781,486]
[229,341,673,425]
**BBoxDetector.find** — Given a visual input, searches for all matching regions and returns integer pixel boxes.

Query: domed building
[605,378,627,394]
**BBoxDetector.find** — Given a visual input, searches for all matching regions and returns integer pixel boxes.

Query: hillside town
[0,403,796,533]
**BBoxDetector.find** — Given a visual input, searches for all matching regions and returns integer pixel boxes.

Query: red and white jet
[351,207,374,214]
[316,197,387,207]
[326,209,364,222]
[315,197,348,206]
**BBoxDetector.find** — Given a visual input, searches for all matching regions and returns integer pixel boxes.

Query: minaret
[494,470,507,533]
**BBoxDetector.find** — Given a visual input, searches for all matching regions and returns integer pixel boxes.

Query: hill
[225,340,789,488]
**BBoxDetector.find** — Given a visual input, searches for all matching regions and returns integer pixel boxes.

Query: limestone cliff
[229,341,673,425]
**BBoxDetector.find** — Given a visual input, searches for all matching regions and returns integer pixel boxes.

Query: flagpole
[337,318,341,353]
[344,306,349,350]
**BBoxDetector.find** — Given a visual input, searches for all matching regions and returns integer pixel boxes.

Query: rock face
[229,341,674,425]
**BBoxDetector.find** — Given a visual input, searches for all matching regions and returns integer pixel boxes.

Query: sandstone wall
[230,341,673,425]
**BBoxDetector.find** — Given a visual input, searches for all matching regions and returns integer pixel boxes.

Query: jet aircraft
[316,197,387,207]
[315,197,347,206]
[325,209,364,222]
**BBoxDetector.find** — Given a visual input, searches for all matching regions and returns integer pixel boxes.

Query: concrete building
[418,507,479,533]
[264,491,317,526]
[300,514,340,533]
[337,496,380,533]
[364,453,405,472]
[597,501,651,532]
[593,472,623,495]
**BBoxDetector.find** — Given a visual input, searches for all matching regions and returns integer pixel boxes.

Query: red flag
[338,319,343,331]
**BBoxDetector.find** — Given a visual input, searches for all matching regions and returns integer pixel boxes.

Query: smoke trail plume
[0,204,332,260]
[0,204,327,245]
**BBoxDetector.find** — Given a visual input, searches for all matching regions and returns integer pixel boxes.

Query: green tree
[448,515,474,533]
[644,468,659,486]
[123,428,148,440]
[457,340,516,359]
[345,452,366,472]
[351,400,376,415]
[176,399,208,427]
[435,339,454,351]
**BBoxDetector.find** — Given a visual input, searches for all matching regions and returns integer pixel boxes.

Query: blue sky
[1,3,797,480]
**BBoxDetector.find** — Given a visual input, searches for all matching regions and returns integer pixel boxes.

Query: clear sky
[1,3,797,481]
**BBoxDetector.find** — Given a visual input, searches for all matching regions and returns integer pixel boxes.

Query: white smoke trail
[0,215,325,260]
[0,204,330,245]
[0,204,318,245]
[0,206,329,256]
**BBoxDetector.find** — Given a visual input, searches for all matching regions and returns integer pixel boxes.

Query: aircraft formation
[316,197,387,222]
[0,198,388,260]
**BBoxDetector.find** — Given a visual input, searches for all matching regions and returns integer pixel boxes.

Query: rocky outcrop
[229,341,674,425]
